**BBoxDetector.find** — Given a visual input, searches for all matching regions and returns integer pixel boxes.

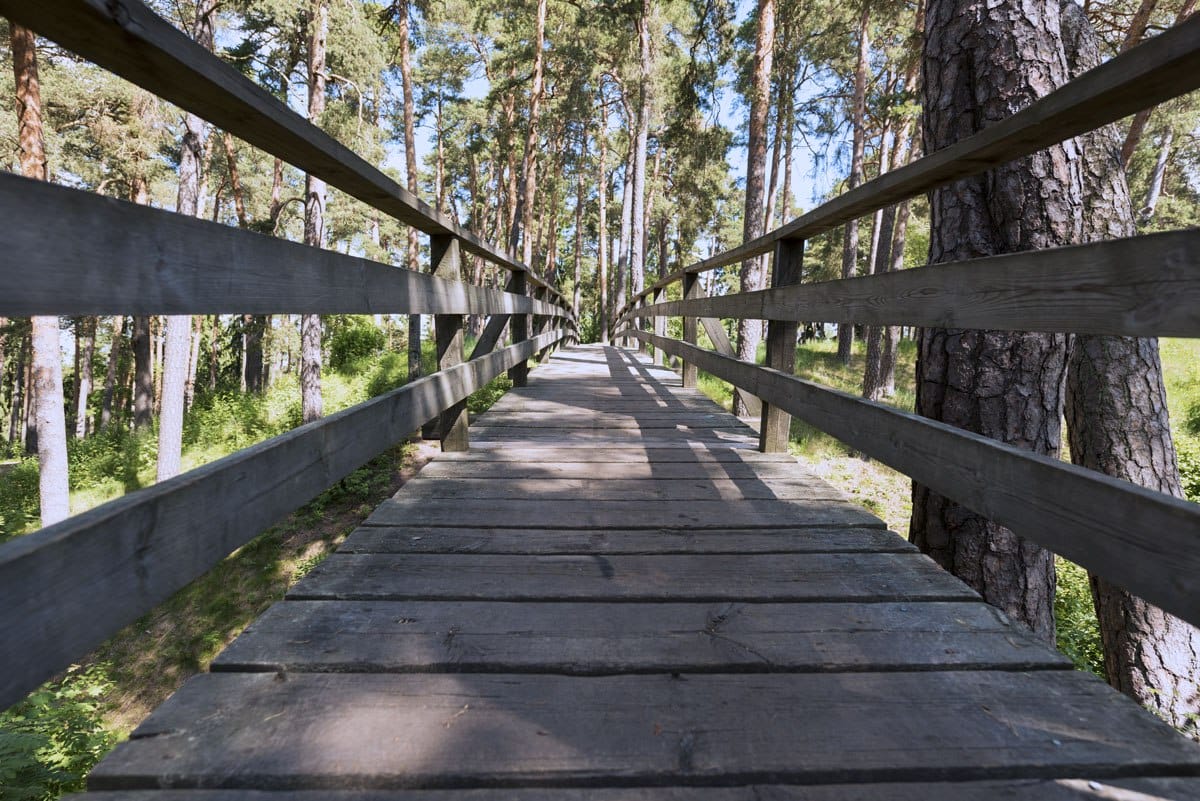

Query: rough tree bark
[910,0,1082,643]
[11,23,69,525]
[734,0,775,416]
[629,0,653,351]
[837,2,870,365]
[1060,1,1200,735]
[301,0,327,424]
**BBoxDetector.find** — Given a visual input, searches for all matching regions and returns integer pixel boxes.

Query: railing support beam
[652,288,666,366]
[508,271,530,387]
[681,273,699,388]
[760,239,804,453]
[431,235,469,451]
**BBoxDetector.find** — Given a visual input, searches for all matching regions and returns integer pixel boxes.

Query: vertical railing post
[533,286,553,363]
[681,272,699,388]
[430,234,469,451]
[759,238,804,453]
[652,288,666,366]
[508,270,529,387]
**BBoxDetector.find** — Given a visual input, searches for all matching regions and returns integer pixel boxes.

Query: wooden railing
[0,0,575,709]
[616,15,1200,630]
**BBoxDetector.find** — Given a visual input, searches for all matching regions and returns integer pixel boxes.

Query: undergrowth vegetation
[0,343,522,800]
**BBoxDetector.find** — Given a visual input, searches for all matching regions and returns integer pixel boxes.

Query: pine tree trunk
[629,0,652,348]
[837,3,870,366]
[573,131,586,318]
[597,109,610,344]
[159,0,214,482]
[132,315,153,429]
[301,0,328,424]
[100,316,123,430]
[9,332,27,446]
[1139,129,1172,225]
[911,0,1082,642]
[511,0,548,266]
[185,315,201,410]
[615,142,634,334]
[74,317,95,438]
[734,0,775,416]
[11,23,68,524]
[394,1,422,381]
[1060,0,1200,735]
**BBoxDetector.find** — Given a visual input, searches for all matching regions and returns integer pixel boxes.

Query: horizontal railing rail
[0,0,576,709]
[621,229,1200,338]
[611,14,1200,643]
[0,173,568,318]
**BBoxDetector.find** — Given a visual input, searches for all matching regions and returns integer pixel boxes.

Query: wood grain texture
[287,553,975,602]
[412,460,821,480]
[363,497,882,529]
[0,174,568,318]
[211,600,1068,673]
[389,478,847,502]
[626,331,1200,628]
[65,778,1200,800]
[617,14,1200,311]
[88,671,1200,790]
[336,526,914,555]
[431,448,794,463]
[0,330,563,710]
[625,229,1200,338]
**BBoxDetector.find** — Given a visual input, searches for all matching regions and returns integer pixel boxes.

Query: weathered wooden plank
[617,14,1200,311]
[390,478,846,502]
[468,427,757,441]
[626,229,1200,338]
[337,526,914,555]
[470,412,747,428]
[432,448,794,463]
[0,174,566,318]
[0,0,569,302]
[210,600,1067,674]
[625,330,1200,628]
[412,460,818,481]
[88,671,1200,790]
[287,553,973,602]
[760,239,804,452]
[0,330,563,710]
[64,778,1200,800]
[466,440,762,451]
[363,497,882,529]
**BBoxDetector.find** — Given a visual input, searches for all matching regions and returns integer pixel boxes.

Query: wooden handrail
[616,12,1200,319]
[0,173,568,318]
[0,328,565,710]
[0,0,573,311]
[619,229,1200,337]
[619,328,1200,632]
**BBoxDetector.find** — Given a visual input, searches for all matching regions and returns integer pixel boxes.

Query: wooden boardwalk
[78,345,1200,799]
